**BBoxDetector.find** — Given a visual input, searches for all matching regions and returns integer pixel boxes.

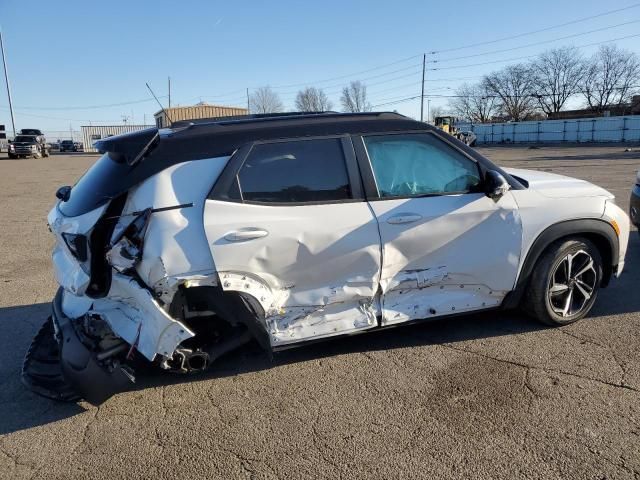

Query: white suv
[23,112,629,404]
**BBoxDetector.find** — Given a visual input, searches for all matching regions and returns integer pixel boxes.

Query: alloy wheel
[547,250,597,318]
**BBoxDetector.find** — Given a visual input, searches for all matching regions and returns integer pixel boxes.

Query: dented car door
[204,136,382,347]
[355,132,523,325]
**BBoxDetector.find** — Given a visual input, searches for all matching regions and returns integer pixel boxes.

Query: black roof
[96,112,432,164]
[93,112,513,195]
[75,112,522,212]
[169,111,341,127]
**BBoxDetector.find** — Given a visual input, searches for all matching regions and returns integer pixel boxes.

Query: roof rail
[170,111,407,129]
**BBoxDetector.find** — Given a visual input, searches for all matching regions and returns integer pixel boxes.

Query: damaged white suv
[23,112,629,404]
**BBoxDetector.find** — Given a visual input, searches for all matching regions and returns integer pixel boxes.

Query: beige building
[154,102,248,128]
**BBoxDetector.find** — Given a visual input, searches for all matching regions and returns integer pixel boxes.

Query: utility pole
[427,99,431,124]
[420,53,426,123]
[246,88,250,114]
[168,77,171,109]
[0,28,16,138]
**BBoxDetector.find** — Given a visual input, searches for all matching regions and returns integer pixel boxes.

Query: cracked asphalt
[0,145,639,480]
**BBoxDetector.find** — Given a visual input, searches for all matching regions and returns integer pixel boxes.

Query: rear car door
[204,136,382,347]
[354,132,523,325]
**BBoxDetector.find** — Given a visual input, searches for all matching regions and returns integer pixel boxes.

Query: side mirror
[485,170,510,200]
[56,185,72,202]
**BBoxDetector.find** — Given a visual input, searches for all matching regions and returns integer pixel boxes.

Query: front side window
[363,133,481,198]
[236,138,351,203]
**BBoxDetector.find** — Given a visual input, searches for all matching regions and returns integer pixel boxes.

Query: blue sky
[0,0,639,134]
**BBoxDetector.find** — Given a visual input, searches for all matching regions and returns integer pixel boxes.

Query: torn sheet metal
[382,280,506,325]
[205,199,383,346]
[48,203,107,297]
[218,272,380,345]
[112,156,229,302]
[60,290,93,318]
[89,273,194,360]
[106,237,140,273]
[268,298,378,346]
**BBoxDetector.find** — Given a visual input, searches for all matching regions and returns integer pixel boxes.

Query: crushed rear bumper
[22,288,132,405]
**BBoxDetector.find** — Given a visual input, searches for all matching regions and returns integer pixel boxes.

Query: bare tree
[295,87,333,112]
[449,83,498,122]
[530,47,585,115]
[340,81,371,112]
[249,86,284,114]
[430,105,445,123]
[483,64,537,121]
[580,45,640,113]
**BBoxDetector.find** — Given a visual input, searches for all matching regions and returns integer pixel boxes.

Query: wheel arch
[168,284,272,352]
[503,218,618,309]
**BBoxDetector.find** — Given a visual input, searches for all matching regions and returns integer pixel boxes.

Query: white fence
[464,115,640,144]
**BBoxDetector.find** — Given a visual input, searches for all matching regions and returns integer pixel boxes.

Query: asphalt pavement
[0,146,639,479]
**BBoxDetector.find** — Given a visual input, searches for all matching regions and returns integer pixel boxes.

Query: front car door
[204,136,382,347]
[354,132,523,326]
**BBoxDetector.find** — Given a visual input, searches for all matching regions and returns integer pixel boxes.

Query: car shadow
[0,233,637,435]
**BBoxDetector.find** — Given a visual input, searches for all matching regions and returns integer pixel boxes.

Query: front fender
[503,218,619,309]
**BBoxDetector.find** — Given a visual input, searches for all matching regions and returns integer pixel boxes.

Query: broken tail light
[61,232,88,262]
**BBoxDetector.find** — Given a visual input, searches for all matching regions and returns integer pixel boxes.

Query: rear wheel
[523,238,602,326]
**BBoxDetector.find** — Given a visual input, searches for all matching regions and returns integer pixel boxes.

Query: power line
[428,32,640,71]
[266,55,422,89]
[202,3,640,101]
[7,5,640,119]
[12,95,169,111]
[429,3,640,54]
[375,84,640,105]
[429,19,640,64]
[0,106,124,122]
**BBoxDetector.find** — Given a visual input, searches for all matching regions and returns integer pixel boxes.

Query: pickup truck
[8,134,50,159]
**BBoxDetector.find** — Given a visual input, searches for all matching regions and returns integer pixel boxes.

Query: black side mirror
[56,185,72,202]
[485,170,510,201]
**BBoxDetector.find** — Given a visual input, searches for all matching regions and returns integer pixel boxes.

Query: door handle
[386,213,423,225]
[224,229,269,242]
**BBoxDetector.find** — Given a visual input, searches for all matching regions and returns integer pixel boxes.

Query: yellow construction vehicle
[434,116,477,146]
[434,116,456,134]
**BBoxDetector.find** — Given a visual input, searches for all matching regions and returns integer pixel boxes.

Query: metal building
[80,125,153,153]
[153,102,248,128]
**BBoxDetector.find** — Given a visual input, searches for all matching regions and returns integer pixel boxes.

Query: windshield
[14,136,36,142]
[58,153,137,217]
[61,141,73,144]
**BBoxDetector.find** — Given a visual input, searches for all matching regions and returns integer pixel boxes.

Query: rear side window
[236,138,351,203]
[363,133,481,198]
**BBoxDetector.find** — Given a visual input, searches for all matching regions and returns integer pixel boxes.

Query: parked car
[8,134,50,158]
[59,140,78,152]
[456,130,477,147]
[630,169,640,235]
[22,112,630,405]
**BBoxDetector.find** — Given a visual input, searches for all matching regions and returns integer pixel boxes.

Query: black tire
[523,237,602,326]
[8,153,16,159]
